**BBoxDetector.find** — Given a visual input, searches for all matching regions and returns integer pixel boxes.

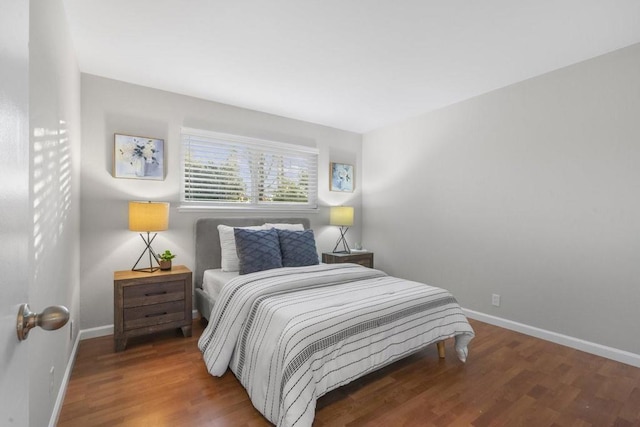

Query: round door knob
[16,304,70,341]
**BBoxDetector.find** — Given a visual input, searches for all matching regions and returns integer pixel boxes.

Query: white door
[0,1,31,425]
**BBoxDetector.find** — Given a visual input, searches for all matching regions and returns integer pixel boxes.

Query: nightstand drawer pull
[145,311,167,318]
[145,291,167,297]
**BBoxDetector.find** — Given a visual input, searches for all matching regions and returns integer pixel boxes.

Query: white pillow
[263,223,305,231]
[217,224,264,272]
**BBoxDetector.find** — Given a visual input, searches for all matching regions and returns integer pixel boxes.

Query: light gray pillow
[263,223,305,231]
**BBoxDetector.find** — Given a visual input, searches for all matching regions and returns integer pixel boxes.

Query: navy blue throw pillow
[234,228,283,275]
[277,229,319,267]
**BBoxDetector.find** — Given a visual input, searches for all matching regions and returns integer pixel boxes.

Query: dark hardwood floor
[58,319,640,426]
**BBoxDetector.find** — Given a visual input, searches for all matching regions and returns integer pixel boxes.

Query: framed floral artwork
[330,162,354,192]
[113,133,164,180]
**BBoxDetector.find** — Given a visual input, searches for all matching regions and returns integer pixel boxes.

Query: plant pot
[159,260,172,271]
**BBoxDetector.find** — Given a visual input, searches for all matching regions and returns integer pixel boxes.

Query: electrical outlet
[492,294,501,307]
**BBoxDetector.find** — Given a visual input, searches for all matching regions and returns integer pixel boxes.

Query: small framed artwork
[113,133,164,180]
[330,162,354,192]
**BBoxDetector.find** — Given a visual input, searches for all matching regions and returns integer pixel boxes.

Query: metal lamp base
[132,232,160,272]
[332,226,351,254]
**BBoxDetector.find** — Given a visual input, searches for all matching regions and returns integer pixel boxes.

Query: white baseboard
[79,324,114,340]
[463,308,640,368]
[48,331,81,427]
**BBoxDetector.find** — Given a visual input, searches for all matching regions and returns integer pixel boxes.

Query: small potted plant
[158,250,176,271]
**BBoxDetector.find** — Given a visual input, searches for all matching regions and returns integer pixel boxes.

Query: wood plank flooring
[58,319,640,426]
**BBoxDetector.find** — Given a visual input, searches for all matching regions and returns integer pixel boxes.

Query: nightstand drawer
[123,280,184,307]
[123,300,185,330]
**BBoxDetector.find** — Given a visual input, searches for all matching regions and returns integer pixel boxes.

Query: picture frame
[330,162,354,192]
[113,133,164,180]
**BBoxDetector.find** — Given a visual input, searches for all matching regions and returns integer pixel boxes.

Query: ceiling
[63,0,640,134]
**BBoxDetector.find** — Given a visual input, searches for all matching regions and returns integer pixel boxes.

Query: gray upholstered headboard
[194,217,311,289]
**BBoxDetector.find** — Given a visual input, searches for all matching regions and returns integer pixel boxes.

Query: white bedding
[198,263,474,427]
[202,268,239,303]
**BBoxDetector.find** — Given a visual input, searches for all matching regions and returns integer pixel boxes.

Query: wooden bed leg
[437,340,446,359]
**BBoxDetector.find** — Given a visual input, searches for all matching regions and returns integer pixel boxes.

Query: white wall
[28,1,82,426]
[80,75,363,329]
[363,43,640,355]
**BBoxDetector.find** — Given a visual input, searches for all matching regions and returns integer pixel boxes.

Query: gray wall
[80,75,363,329]
[29,1,82,426]
[363,43,640,355]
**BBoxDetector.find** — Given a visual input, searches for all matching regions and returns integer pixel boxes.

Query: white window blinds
[181,128,319,210]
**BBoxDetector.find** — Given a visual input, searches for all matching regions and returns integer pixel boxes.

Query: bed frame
[194,217,311,321]
[193,216,446,359]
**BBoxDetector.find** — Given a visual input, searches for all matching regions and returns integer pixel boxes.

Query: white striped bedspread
[198,263,475,427]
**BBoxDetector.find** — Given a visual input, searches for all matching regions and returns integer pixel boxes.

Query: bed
[195,217,475,427]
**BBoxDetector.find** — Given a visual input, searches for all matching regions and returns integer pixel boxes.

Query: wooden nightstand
[322,252,374,268]
[113,265,192,352]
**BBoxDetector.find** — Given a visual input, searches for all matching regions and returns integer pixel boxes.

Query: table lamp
[129,201,169,272]
[330,206,354,253]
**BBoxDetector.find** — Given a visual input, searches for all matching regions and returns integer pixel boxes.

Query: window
[181,127,319,210]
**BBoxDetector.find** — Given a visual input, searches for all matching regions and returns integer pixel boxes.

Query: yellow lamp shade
[330,206,354,226]
[128,201,169,232]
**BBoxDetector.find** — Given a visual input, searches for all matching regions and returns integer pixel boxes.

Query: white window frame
[179,127,319,212]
